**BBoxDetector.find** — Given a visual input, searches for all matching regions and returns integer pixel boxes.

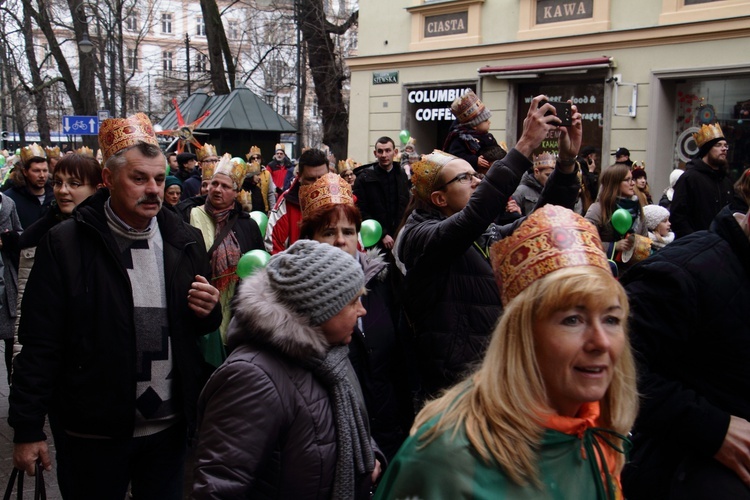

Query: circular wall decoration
[676,127,700,163]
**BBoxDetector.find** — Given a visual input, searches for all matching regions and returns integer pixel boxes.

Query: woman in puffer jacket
[192,239,383,499]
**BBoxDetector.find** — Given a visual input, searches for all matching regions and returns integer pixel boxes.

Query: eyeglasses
[622,177,635,183]
[713,143,729,150]
[436,171,483,190]
[53,180,87,190]
[249,155,261,161]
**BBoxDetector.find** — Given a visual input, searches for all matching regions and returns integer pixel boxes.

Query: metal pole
[109,41,116,116]
[0,46,5,151]
[295,0,303,154]
[185,33,191,97]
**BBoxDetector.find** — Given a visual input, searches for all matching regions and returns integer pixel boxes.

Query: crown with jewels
[245,145,262,161]
[44,146,61,159]
[20,143,47,164]
[490,205,611,306]
[533,152,557,169]
[692,123,725,148]
[98,113,159,163]
[410,150,457,202]
[299,172,354,218]
[213,153,247,189]
[76,146,95,157]
[196,143,218,162]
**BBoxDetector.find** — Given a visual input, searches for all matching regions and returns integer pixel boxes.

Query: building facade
[348,0,750,194]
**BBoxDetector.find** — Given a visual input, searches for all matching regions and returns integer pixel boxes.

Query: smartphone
[540,100,572,127]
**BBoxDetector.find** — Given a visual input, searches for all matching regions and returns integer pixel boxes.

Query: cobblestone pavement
[0,342,63,498]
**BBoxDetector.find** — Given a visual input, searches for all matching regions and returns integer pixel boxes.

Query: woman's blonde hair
[598,163,644,224]
[414,266,638,487]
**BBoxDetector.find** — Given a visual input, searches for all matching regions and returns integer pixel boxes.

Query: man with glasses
[671,123,733,238]
[398,96,583,400]
[243,145,276,213]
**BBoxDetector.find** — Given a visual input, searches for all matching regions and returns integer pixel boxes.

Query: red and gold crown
[98,113,158,163]
[533,152,557,169]
[20,143,47,164]
[76,146,95,157]
[245,145,262,161]
[299,172,354,218]
[490,205,610,306]
[196,143,218,161]
[44,146,61,159]
[213,153,246,188]
[692,122,725,148]
[410,149,457,202]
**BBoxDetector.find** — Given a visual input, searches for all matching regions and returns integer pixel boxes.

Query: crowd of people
[1,89,748,500]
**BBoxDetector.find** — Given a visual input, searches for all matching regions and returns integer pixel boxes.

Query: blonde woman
[375,205,638,499]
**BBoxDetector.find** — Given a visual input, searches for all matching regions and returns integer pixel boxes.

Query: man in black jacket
[9,113,221,499]
[670,122,733,238]
[622,205,750,499]
[5,144,54,229]
[353,136,410,252]
[398,96,583,399]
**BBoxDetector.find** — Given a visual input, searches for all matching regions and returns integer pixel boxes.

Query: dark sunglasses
[436,171,483,190]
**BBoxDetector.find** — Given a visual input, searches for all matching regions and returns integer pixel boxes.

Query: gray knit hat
[265,239,365,326]
[643,204,670,231]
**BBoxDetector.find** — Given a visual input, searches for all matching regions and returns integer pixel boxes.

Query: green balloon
[231,157,247,167]
[236,249,271,279]
[249,211,268,238]
[611,208,633,235]
[15,148,20,155]
[0,156,5,167]
[360,219,383,248]
[399,130,411,145]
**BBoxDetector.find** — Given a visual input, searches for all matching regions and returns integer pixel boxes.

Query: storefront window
[404,84,476,152]
[672,77,750,180]
[517,80,605,172]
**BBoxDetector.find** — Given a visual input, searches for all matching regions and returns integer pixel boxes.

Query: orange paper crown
[98,113,158,163]
[490,205,611,306]
[299,172,354,218]
[213,153,246,188]
[20,143,47,164]
[196,143,218,162]
[533,152,557,169]
[76,146,95,157]
[245,145,262,160]
[44,146,61,159]
[692,123,725,148]
[410,150,457,202]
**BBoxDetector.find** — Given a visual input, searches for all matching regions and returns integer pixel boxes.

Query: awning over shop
[478,56,614,78]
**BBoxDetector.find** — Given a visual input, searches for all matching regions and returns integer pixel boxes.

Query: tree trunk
[200,0,230,94]
[22,2,51,143]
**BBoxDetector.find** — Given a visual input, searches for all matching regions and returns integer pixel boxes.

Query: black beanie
[697,137,724,159]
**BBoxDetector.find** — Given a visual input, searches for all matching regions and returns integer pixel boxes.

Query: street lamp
[76,2,116,117]
[78,33,94,54]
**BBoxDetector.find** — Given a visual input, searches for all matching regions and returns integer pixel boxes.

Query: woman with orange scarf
[374,205,638,499]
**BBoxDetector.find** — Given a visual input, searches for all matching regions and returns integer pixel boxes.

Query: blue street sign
[62,115,100,135]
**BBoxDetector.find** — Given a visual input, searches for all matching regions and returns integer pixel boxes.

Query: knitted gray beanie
[266,239,365,326]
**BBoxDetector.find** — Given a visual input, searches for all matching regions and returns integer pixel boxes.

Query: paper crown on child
[196,143,218,161]
[44,146,61,159]
[410,150,457,203]
[451,90,491,127]
[490,205,610,306]
[245,145,262,160]
[98,113,159,163]
[533,152,557,170]
[336,158,358,174]
[213,153,247,189]
[19,143,47,164]
[299,172,354,218]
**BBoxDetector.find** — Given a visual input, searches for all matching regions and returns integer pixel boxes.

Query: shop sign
[424,12,468,38]
[408,87,473,122]
[536,0,593,24]
[373,71,399,85]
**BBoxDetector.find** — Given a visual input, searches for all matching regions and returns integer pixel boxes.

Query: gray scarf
[307,345,375,499]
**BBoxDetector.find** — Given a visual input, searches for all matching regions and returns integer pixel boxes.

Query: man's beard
[706,154,728,170]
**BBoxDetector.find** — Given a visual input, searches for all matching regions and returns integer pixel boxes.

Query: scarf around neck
[205,200,241,292]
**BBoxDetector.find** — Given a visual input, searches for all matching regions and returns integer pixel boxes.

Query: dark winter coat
[511,170,544,215]
[670,157,733,238]
[442,123,499,171]
[398,149,580,397]
[181,168,202,200]
[352,162,410,239]
[4,184,54,229]
[620,206,750,498]
[193,272,379,499]
[9,188,222,442]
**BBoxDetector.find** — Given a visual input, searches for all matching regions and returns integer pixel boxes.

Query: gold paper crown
[196,143,218,161]
[213,153,246,188]
[98,113,158,163]
[246,159,262,176]
[490,205,611,306]
[410,150,457,202]
[533,152,557,169]
[76,146,95,157]
[299,172,354,218]
[245,145,262,160]
[337,158,358,174]
[275,143,285,153]
[692,123,725,148]
[20,143,47,164]
[406,137,416,147]
[44,146,61,159]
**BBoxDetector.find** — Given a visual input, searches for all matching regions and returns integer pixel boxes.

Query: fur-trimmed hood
[360,248,389,284]
[227,271,329,360]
